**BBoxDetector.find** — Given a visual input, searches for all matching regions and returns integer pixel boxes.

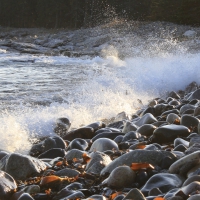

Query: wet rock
[86,151,112,174]
[180,115,199,129]
[136,124,157,137]
[92,132,124,142]
[63,127,94,141]
[65,182,83,190]
[90,138,119,152]
[122,188,146,200]
[180,104,196,115]
[148,187,162,196]
[154,104,174,116]
[148,99,157,107]
[86,121,106,132]
[122,121,138,133]
[86,195,106,200]
[141,173,184,196]
[54,117,71,137]
[0,170,17,200]
[189,136,200,146]
[102,166,136,189]
[114,111,129,122]
[101,150,176,175]
[52,188,85,200]
[169,100,181,106]
[18,193,34,200]
[135,113,157,127]
[55,168,80,177]
[188,88,200,101]
[169,151,200,175]
[0,150,9,160]
[152,121,168,127]
[168,91,180,99]
[183,175,200,186]
[114,135,124,143]
[38,148,66,159]
[180,181,200,196]
[151,124,190,144]
[107,121,124,129]
[161,109,179,117]
[166,113,180,124]
[67,138,88,151]
[30,136,66,157]
[185,82,198,94]
[187,164,200,177]
[141,107,156,116]
[64,149,85,161]
[122,131,141,142]
[173,144,187,152]
[194,107,200,116]
[185,143,200,155]
[95,128,112,136]
[188,194,200,200]
[174,138,189,148]
[0,153,46,180]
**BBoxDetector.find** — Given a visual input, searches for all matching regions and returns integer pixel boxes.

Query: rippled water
[0,31,200,153]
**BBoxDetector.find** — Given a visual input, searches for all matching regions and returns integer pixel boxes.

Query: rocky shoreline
[0,21,200,58]
[1,81,200,200]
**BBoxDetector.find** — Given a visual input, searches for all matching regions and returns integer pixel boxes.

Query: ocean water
[0,32,200,154]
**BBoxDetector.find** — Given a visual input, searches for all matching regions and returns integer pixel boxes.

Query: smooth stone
[86,151,112,174]
[188,88,200,101]
[94,128,112,136]
[152,121,168,127]
[122,121,138,133]
[180,115,199,129]
[63,127,94,141]
[122,131,141,142]
[148,187,162,196]
[164,188,180,200]
[65,182,83,190]
[151,124,190,144]
[167,97,174,103]
[86,195,106,200]
[168,91,180,99]
[186,143,200,155]
[188,194,200,200]
[185,82,198,94]
[187,164,200,177]
[183,175,200,186]
[144,144,160,151]
[198,123,200,134]
[52,188,85,200]
[180,104,196,115]
[107,121,124,129]
[91,132,124,142]
[102,166,136,189]
[0,170,17,200]
[169,100,181,106]
[189,99,199,105]
[141,173,184,196]
[136,124,157,137]
[101,150,176,176]
[0,150,9,161]
[114,195,125,200]
[189,136,200,146]
[18,193,34,200]
[169,151,200,175]
[0,153,46,180]
[182,109,195,115]
[148,99,158,107]
[122,188,146,200]
[114,111,129,122]
[67,138,88,151]
[64,149,86,161]
[161,109,180,117]
[173,144,187,152]
[38,148,66,159]
[194,107,200,116]
[180,181,200,196]
[154,104,174,116]
[30,136,66,157]
[171,151,185,159]
[114,135,124,143]
[55,168,80,177]
[86,121,106,132]
[166,113,180,124]
[174,138,189,148]
[90,138,119,152]
[141,107,156,117]
[135,113,157,127]
[54,117,71,137]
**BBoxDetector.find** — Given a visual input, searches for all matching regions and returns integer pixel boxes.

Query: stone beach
[1,82,200,199]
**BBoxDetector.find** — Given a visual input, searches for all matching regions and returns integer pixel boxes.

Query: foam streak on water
[0,36,200,153]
